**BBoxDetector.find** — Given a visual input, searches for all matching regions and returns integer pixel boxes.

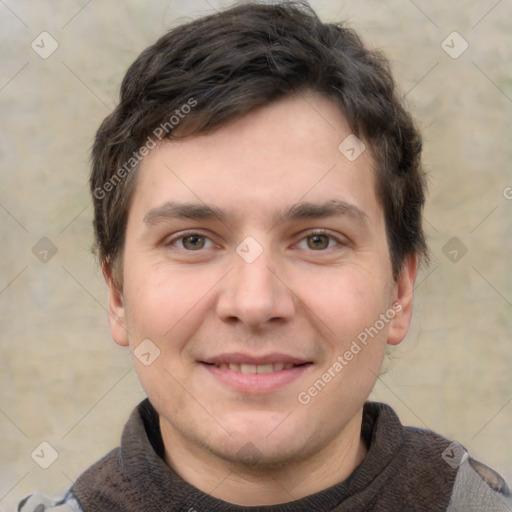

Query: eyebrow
[276,200,369,226]
[144,202,228,225]
[143,199,369,227]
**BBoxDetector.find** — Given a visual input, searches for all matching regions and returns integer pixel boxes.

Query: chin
[213,440,307,472]
[222,409,298,440]
[207,414,312,469]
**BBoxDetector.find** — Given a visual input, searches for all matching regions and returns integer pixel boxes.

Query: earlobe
[102,262,130,347]
[387,254,418,346]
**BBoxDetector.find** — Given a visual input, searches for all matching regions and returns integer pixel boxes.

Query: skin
[104,92,417,505]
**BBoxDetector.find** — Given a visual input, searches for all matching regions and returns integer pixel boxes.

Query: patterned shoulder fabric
[17,489,82,512]
[469,457,512,497]
[447,455,512,512]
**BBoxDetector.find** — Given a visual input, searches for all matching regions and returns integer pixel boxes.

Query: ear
[102,261,129,347]
[387,254,418,346]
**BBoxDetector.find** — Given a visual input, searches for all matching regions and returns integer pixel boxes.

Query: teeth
[240,364,257,374]
[215,362,297,373]
[255,364,274,374]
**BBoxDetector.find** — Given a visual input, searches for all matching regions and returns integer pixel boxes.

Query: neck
[160,410,367,506]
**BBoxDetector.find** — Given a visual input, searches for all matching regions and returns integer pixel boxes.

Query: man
[19,1,511,510]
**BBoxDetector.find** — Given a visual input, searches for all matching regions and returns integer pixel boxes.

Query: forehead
[130,92,382,228]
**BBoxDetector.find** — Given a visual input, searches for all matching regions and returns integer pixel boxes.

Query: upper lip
[201,353,311,365]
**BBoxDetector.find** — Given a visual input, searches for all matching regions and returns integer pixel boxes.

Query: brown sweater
[56,399,511,511]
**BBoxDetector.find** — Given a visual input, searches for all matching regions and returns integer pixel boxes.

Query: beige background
[1,0,511,509]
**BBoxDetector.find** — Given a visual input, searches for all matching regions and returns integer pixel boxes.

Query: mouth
[199,354,313,393]
[203,362,305,373]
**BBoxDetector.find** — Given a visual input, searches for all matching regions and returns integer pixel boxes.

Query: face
[105,92,416,470]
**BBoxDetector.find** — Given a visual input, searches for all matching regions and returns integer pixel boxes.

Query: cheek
[295,265,390,341]
[122,261,221,346]
[296,270,391,411]
[121,264,212,412]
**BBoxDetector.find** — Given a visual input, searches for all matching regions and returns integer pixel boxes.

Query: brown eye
[306,234,330,250]
[182,234,206,250]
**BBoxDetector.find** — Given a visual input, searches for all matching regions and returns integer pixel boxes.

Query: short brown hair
[90,0,427,287]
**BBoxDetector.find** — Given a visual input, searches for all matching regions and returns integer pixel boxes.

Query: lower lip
[201,363,312,393]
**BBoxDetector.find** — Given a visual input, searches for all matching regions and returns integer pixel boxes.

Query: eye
[306,234,330,250]
[168,233,214,251]
[182,234,206,250]
[296,232,342,251]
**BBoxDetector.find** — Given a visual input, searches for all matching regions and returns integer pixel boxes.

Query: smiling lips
[201,353,312,392]
[213,362,296,373]
[202,353,310,373]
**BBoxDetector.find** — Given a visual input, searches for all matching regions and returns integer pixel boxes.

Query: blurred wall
[1,0,511,509]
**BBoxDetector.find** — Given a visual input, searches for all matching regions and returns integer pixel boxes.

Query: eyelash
[296,229,344,251]
[167,232,217,251]
[165,230,346,252]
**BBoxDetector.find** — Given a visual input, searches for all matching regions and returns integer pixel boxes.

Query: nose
[216,246,296,328]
